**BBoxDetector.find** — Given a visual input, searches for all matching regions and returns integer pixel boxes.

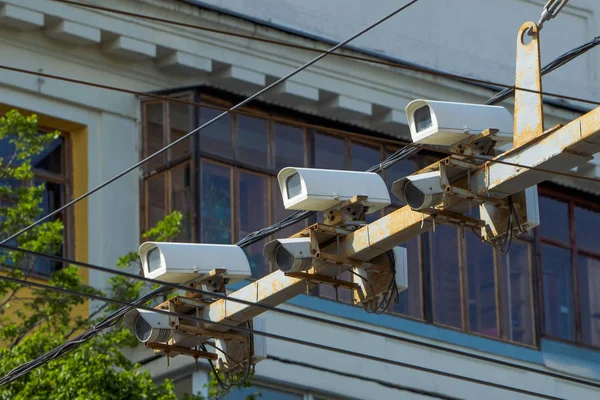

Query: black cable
[0,144,418,387]
[50,0,600,107]
[485,36,600,106]
[3,245,599,392]
[0,0,420,247]
[3,59,600,186]
[267,355,462,400]
[202,320,253,390]
[2,2,598,389]
[0,275,562,399]
[0,2,424,385]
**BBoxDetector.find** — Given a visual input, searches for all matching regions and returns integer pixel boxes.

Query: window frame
[537,185,600,349]
[0,127,74,278]
[35,126,74,268]
[141,88,554,347]
[140,93,196,242]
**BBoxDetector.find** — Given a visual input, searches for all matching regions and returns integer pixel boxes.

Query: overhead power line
[266,356,462,400]
[50,0,600,107]
[0,274,562,400]
[0,1,422,385]
[0,0,420,246]
[2,0,597,392]
[4,243,599,390]
[3,67,600,188]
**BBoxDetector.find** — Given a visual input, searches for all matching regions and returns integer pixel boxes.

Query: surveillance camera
[123,309,174,343]
[391,171,445,210]
[138,242,252,284]
[262,238,315,273]
[277,167,390,213]
[406,99,513,147]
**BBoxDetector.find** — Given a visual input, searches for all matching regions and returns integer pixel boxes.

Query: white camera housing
[406,99,513,147]
[263,238,315,273]
[123,309,173,343]
[391,246,409,291]
[277,167,390,213]
[215,317,267,372]
[139,242,252,284]
[391,171,445,210]
[480,185,540,243]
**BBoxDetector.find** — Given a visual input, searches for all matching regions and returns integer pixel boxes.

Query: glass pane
[578,255,600,347]
[201,161,232,244]
[237,115,268,167]
[314,132,345,170]
[499,241,534,345]
[350,141,380,171]
[275,123,304,171]
[170,163,192,242]
[199,106,233,158]
[145,174,166,231]
[465,231,498,337]
[34,180,66,275]
[239,171,270,278]
[144,102,165,172]
[222,385,302,400]
[33,136,64,174]
[575,206,600,252]
[541,244,575,341]
[168,100,192,162]
[539,195,570,244]
[431,224,462,328]
[391,234,422,319]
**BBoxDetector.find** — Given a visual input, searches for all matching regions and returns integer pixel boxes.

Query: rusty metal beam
[513,21,544,148]
[201,101,600,334]
[471,105,600,197]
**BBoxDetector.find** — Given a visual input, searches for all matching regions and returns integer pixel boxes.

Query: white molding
[102,36,156,60]
[44,20,101,46]
[0,3,43,30]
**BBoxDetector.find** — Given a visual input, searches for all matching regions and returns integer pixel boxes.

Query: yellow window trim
[0,104,89,319]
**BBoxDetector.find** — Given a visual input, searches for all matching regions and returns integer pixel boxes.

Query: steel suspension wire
[5,61,600,186]
[0,0,420,247]
[0,142,419,385]
[486,35,600,105]
[50,0,600,107]
[0,275,562,400]
[0,0,421,382]
[266,356,462,400]
[3,242,600,390]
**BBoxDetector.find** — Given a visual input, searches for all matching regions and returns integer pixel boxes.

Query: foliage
[0,110,255,400]
[0,110,196,400]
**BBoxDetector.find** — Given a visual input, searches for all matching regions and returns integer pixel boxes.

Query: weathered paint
[513,21,544,148]
[472,105,600,197]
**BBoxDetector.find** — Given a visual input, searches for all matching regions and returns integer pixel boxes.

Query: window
[142,90,549,346]
[0,132,72,276]
[142,97,194,242]
[539,189,600,348]
[427,223,535,345]
[141,92,425,310]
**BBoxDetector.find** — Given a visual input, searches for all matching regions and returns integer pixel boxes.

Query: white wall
[134,302,600,400]
[187,0,600,109]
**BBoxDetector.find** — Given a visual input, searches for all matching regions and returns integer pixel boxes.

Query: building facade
[1,0,600,398]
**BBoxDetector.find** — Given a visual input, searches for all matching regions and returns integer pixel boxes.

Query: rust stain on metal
[514,21,544,148]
